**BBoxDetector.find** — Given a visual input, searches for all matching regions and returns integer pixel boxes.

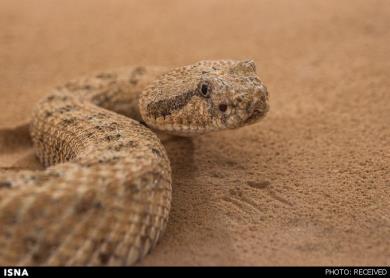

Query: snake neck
[55,66,169,124]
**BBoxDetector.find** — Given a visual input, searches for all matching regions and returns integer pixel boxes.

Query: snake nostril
[218,103,228,112]
[257,84,267,96]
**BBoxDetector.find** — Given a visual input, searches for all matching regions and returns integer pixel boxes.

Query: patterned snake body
[0,60,269,265]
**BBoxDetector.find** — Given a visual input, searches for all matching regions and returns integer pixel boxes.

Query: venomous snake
[0,60,269,265]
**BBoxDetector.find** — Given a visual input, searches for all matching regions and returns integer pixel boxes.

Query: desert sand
[0,0,389,265]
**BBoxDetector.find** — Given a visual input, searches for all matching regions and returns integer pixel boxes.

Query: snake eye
[199,82,211,98]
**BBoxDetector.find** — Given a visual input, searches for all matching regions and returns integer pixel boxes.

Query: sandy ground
[0,0,389,265]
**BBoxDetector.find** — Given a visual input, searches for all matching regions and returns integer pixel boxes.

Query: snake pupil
[201,84,209,96]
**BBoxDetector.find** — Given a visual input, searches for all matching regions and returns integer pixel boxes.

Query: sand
[0,0,389,265]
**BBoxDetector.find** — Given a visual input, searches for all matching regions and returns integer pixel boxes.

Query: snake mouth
[245,109,263,123]
[245,106,268,124]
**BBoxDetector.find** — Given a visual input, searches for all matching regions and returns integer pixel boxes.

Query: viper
[0,60,269,265]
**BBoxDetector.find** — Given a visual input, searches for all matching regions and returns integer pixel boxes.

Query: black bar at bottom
[1,266,389,278]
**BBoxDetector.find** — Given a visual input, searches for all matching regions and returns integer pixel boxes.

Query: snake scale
[0,60,269,265]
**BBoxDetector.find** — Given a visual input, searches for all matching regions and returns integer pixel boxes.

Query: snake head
[140,59,269,136]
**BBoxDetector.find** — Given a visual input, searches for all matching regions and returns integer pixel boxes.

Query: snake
[0,59,269,265]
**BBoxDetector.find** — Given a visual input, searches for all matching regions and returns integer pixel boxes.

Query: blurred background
[0,0,389,265]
